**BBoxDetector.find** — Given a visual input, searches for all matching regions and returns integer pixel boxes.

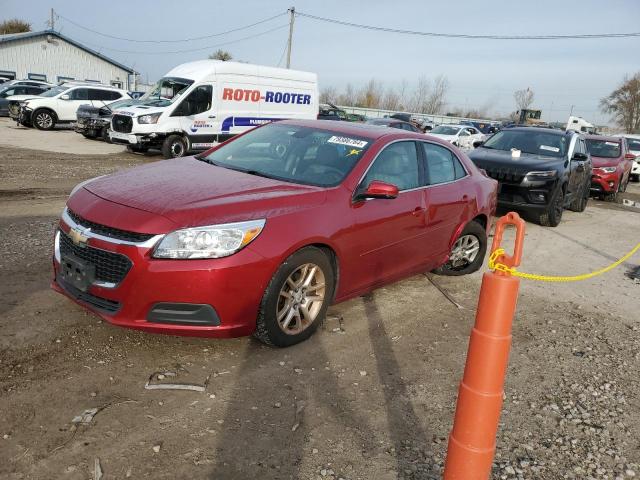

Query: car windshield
[586,139,620,158]
[40,86,67,98]
[625,137,640,152]
[140,76,194,107]
[201,123,373,187]
[483,130,567,158]
[431,126,460,135]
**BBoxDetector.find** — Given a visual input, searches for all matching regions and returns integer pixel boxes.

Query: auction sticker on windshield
[540,145,560,153]
[327,136,368,148]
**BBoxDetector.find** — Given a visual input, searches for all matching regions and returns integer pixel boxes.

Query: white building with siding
[0,30,134,90]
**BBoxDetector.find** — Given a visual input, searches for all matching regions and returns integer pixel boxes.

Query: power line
[295,11,640,40]
[72,24,290,55]
[56,11,288,43]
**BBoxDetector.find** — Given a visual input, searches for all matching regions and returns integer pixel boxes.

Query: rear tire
[434,220,487,276]
[161,134,188,159]
[33,109,56,130]
[569,182,589,212]
[539,187,564,227]
[253,247,335,347]
[631,174,639,183]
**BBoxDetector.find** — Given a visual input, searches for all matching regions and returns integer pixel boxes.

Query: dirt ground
[1,129,639,480]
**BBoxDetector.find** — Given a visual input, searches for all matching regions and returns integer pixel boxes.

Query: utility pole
[50,8,55,31]
[286,7,295,69]
[569,104,575,117]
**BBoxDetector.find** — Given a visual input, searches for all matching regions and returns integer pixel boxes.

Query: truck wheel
[569,182,589,212]
[433,220,487,276]
[82,131,97,139]
[162,135,188,159]
[33,109,56,130]
[539,188,564,227]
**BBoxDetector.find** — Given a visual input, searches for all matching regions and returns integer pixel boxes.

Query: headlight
[153,220,266,259]
[596,166,616,174]
[138,112,162,124]
[524,170,557,179]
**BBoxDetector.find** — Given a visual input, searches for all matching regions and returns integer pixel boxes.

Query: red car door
[420,142,474,263]
[341,141,429,294]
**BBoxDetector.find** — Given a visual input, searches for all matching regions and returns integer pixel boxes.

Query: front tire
[539,187,564,227]
[254,247,335,347]
[569,182,589,212]
[434,220,487,276]
[33,109,56,130]
[161,134,188,159]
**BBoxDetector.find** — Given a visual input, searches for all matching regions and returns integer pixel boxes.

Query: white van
[109,60,318,158]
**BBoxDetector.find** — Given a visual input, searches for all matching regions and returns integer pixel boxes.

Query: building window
[57,76,74,84]
[111,80,123,88]
[0,70,17,80]
[28,73,47,81]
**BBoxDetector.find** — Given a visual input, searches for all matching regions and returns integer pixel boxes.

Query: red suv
[52,120,497,347]
[585,135,634,201]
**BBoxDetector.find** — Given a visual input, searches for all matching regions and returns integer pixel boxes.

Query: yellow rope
[488,243,640,282]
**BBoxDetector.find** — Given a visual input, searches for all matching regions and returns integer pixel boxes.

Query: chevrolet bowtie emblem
[69,227,90,247]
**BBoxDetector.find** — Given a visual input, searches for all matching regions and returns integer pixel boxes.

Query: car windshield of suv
[140,77,194,107]
[40,86,67,98]
[625,137,640,152]
[431,126,460,135]
[202,123,373,187]
[585,139,620,158]
[483,130,567,158]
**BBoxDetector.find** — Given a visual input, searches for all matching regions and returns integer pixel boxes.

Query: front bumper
[75,118,108,134]
[109,131,166,147]
[51,209,277,338]
[591,171,618,193]
[495,183,555,212]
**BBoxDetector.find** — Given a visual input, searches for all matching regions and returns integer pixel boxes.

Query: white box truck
[109,60,318,158]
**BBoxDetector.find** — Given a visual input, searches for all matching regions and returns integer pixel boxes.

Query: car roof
[506,126,570,136]
[279,119,425,141]
[585,134,622,142]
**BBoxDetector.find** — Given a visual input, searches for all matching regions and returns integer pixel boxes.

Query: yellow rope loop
[488,241,640,282]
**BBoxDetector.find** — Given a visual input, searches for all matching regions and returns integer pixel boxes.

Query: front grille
[112,114,132,133]
[67,209,155,243]
[59,230,132,284]
[483,168,525,184]
[57,275,121,313]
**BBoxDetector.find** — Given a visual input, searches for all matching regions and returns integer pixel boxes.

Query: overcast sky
[4,0,639,123]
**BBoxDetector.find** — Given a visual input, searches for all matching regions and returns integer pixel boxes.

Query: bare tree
[319,86,339,104]
[423,75,449,114]
[0,18,31,34]
[357,79,383,108]
[600,72,640,133]
[410,76,431,112]
[209,50,232,61]
[336,83,356,106]
[514,88,535,111]
[381,86,401,111]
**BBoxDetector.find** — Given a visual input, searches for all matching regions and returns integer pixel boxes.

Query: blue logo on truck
[221,117,282,133]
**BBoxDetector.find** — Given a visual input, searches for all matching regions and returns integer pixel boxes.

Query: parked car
[622,135,640,182]
[53,120,497,347]
[585,135,634,200]
[0,76,11,84]
[19,83,130,130]
[2,79,53,88]
[365,118,423,133]
[429,125,485,149]
[76,98,140,141]
[0,84,49,116]
[469,127,591,227]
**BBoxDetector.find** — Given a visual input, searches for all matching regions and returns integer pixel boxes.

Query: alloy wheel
[36,112,52,129]
[276,263,326,335]
[171,141,185,157]
[448,234,481,269]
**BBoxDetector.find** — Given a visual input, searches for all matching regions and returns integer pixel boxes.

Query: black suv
[468,127,592,226]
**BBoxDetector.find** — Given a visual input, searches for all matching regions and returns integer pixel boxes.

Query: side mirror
[473,140,484,148]
[358,180,399,200]
[572,152,588,161]
[60,94,70,100]
[624,153,636,160]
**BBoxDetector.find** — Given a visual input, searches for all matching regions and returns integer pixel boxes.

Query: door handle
[412,207,424,216]
[208,115,216,119]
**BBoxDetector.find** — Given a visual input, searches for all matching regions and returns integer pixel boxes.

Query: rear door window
[69,88,89,100]
[421,142,467,185]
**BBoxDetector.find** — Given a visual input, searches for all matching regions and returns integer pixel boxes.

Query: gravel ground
[0,138,639,479]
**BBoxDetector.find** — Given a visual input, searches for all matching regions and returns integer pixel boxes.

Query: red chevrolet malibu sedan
[585,135,634,201]
[52,120,497,347]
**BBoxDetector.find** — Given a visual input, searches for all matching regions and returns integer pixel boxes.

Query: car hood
[113,104,166,118]
[469,147,566,172]
[429,133,457,141]
[79,157,327,229]
[591,156,620,168]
